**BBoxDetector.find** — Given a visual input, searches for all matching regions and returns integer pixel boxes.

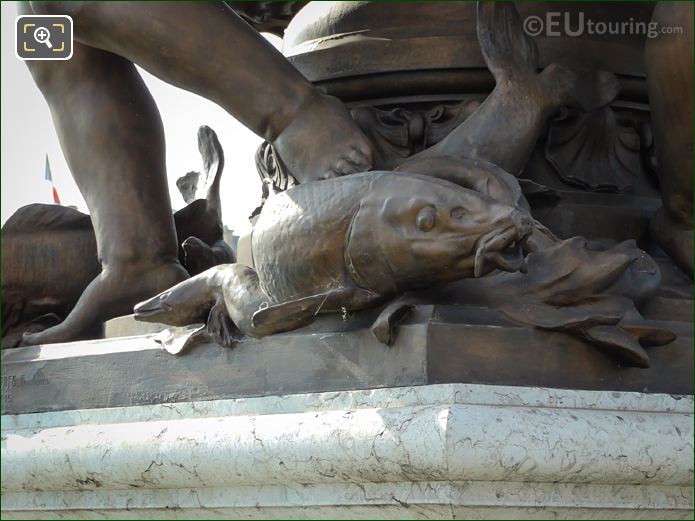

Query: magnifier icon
[33,26,53,49]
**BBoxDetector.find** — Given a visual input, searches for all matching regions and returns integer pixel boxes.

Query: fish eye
[450,207,465,220]
[416,208,437,232]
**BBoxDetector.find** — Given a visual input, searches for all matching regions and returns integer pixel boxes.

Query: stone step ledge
[2,383,692,518]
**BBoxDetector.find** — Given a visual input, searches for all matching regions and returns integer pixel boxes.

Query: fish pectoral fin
[251,289,350,335]
[155,324,208,356]
[370,298,417,347]
[207,300,243,348]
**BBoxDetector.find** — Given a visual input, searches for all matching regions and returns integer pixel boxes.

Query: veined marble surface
[3,382,691,431]
[2,383,693,519]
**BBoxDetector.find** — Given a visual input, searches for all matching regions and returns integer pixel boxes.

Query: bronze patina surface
[4,2,692,395]
[135,3,677,369]
[134,171,533,351]
[16,0,375,346]
[1,127,234,348]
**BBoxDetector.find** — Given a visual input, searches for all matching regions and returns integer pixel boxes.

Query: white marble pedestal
[2,383,693,519]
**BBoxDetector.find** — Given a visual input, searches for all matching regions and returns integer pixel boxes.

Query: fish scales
[253,172,376,303]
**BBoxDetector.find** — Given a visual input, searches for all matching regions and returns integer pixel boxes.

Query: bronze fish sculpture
[134,171,533,353]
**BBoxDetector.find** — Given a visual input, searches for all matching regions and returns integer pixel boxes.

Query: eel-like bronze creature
[134,171,533,353]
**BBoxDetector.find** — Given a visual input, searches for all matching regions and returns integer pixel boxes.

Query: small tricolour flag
[44,154,61,204]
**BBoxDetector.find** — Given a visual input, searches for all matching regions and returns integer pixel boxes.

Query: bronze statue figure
[10,1,689,373]
[133,2,676,368]
[1,126,233,348]
[18,0,375,346]
[645,2,694,276]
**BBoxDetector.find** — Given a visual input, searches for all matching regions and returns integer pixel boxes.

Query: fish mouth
[473,225,530,277]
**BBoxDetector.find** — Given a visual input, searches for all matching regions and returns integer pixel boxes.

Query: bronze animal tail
[429,2,622,176]
[478,2,620,114]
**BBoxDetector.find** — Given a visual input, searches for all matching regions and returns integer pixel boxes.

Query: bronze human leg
[645,2,694,276]
[20,16,188,345]
[31,1,374,182]
[20,1,377,345]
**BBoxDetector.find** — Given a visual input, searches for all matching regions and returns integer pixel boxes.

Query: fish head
[345,173,534,294]
[134,276,213,326]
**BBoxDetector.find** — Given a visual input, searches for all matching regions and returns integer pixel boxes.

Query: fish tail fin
[198,125,225,218]
[477,2,620,112]
[477,2,539,83]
